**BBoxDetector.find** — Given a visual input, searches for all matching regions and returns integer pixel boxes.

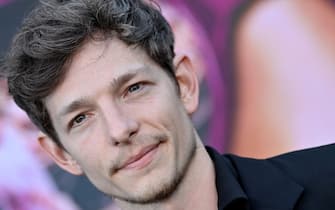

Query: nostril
[129,130,137,138]
[113,141,120,146]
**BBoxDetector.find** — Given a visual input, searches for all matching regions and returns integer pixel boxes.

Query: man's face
[42,38,199,203]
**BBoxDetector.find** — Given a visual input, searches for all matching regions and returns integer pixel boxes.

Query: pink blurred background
[1,0,335,209]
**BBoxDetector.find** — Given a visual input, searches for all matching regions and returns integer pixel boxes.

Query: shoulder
[223,144,335,209]
[225,143,335,180]
[266,143,335,188]
[271,143,335,159]
[268,143,335,178]
[226,143,335,165]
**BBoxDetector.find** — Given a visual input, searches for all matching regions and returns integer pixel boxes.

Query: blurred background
[1,0,335,209]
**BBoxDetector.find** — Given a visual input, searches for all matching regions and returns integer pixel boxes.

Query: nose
[102,103,139,146]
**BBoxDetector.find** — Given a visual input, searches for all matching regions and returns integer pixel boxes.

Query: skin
[38,38,218,210]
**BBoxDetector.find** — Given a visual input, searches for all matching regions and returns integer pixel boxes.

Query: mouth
[118,143,160,171]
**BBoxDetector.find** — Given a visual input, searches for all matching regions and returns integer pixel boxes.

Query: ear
[173,54,199,115]
[38,132,83,175]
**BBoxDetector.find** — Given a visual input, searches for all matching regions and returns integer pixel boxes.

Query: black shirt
[206,146,249,210]
[206,144,335,210]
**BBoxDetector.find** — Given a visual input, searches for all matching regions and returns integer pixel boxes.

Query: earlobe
[38,132,83,175]
[173,54,199,115]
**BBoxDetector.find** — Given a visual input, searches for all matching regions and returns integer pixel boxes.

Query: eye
[70,114,87,128]
[127,83,143,94]
[123,81,151,99]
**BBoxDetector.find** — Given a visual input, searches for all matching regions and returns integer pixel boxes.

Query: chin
[115,172,181,204]
[116,142,196,204]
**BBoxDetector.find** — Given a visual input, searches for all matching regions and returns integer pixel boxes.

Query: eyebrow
[58,97,93,118]
[109,71,138,91]
[57,65,151,119]
[108,65,154,91]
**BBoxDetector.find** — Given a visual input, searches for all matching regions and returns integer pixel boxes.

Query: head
[3,0,176,148]
[2,0,200,205]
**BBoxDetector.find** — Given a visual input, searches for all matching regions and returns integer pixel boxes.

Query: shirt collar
[206,146,249,210]
[206,146,304,210]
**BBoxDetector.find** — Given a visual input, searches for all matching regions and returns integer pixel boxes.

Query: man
[1,0,335,210]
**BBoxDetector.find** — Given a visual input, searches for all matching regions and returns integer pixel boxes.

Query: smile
[119,143,160,171]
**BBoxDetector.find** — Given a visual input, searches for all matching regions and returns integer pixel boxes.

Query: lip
[119,143,160,170]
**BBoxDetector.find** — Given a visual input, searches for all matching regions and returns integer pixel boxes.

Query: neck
[116,134,218,210]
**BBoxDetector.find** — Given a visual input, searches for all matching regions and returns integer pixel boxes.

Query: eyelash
[69,114,87,128]
[67,82,148,129]
[125,82,145,95]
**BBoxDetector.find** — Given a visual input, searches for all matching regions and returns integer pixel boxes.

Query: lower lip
[123,144,159,170]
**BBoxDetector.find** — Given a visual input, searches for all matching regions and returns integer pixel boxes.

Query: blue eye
[71,114,86,127]
[128,83,142,93]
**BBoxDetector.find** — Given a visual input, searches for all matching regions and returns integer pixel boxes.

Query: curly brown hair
[1,0,176,147]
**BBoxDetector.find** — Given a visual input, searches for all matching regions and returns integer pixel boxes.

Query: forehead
[68,38,151,75]
[44,38,167,115]
[53,38,159,91]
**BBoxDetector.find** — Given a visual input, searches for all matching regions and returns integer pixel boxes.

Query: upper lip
[118,143,159,170]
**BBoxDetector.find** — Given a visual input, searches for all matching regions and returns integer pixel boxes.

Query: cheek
[74,142,115,184]
[60,126,108,170]
[140,100,182,133]
[149,98,189,151]
[61,116,105,150]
